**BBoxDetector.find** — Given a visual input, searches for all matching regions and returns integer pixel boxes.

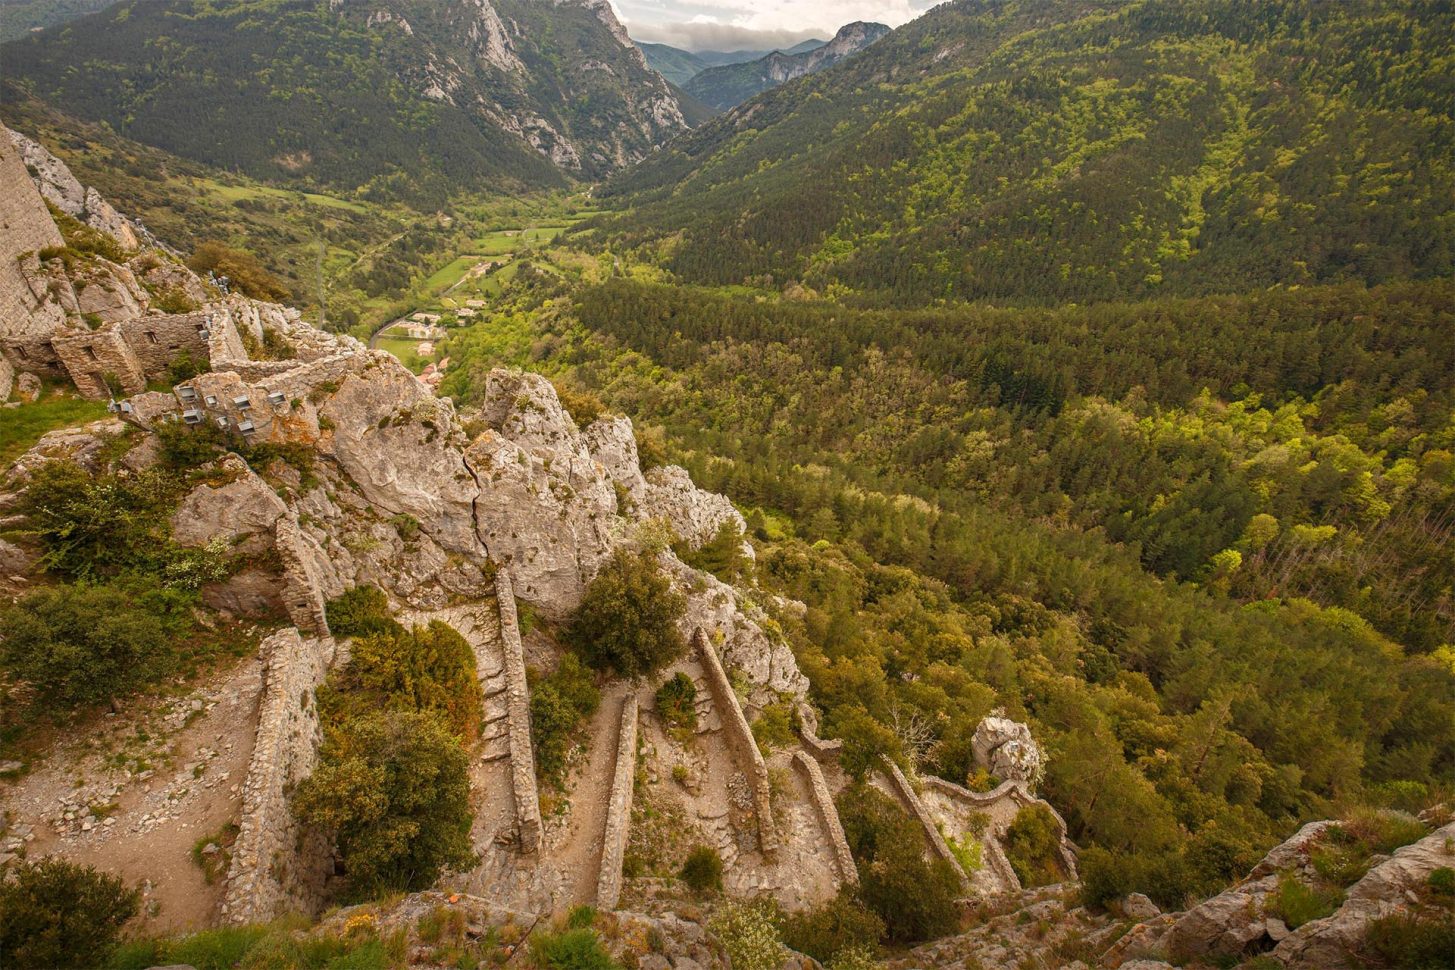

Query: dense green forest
[432,255,1455,907]
[600,0,1455,306]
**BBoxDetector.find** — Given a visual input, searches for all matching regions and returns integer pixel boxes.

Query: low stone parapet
[793,751,857,886]
[222,628,336,924]
[693,627,778,854]
[596,694,639,909]
[880,756,968,887]
[495,570,542,853]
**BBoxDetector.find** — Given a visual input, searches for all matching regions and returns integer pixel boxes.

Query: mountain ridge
[603,0,1455,305]
[0,0,693,203]
[682,21,890,110]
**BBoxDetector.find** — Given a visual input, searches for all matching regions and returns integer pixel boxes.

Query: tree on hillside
[567,548,687,679]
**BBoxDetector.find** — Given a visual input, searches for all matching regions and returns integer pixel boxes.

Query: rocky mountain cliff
[0,0,694,201]
[682,21,889,110]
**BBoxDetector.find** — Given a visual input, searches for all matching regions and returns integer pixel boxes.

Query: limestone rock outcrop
[972,715,1045,787]
[1273,821,1455,968]
[9,128,141,250]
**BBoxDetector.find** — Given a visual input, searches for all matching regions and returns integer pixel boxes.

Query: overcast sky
[612,0,939,51]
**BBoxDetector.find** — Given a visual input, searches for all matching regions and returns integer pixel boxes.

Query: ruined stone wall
[51,328,146,398]
[0,356,12,401]
[880,757,968,887]
[0,128,64,337]
[920,776,1078,882]
[596,695,638,909]
[223,628,336,925]
[276,517,332,636]
[793,751,857,886]
[206,305,251,368]
[693,627,779,854]
[116,311,211,375]
[495,571,542,852]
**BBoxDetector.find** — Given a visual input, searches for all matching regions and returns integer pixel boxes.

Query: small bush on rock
[708,898,784,970]
[1362,913,1455,969]
[0,857,138,969]
[325,586,402,639]
[781,889,885,963]
[567,548,686,679]
[530,927,620,970]
[1269,873,1342,929]
[679,845,723,894]
[655,672,697,731]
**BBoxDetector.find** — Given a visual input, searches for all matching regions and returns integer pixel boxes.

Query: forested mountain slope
[0,0,114,42]
[601,0,1455,305]
[1,0,692,203]
[682,22,889,111]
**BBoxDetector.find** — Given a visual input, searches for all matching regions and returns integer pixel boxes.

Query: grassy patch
[190,822,240,884]
[0,394,110,466]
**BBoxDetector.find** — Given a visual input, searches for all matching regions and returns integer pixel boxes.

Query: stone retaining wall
[880,757,968,887]
[795,702,843,761]
[792,751,857,886]
[223,628,336,924]
[275,517,331,636]
[495,570,542,853]
[920,775,1078,880]
[693,627,778,854]
[596,695,639,909]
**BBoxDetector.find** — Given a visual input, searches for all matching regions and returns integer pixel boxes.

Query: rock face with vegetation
[682,21,889,110]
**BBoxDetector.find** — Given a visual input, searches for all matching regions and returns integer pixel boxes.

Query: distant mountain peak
[682,19,889,111]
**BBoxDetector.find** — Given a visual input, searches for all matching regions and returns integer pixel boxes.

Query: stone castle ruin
[0,121,1077,931]
[0,127,232,401]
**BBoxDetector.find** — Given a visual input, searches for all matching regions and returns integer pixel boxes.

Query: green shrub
[530,927,620,970]
[339,620,483,741]
[708,898,784,970]
[836,783,961,943]
[1003,803,1064,888]
[325,586,403,639]
[751,702,795,753]
[780,890,885,963]
[654,672,698,731]
[676,520,749,583]
[21,459,181,579]
[1268,874,1341,929]
[0,857,139,969]
[1427,867,1455,897]
[0,580,187,707]
[1338,809,1429,856]
[566,548,686,679]
[1362,913,1455,969]
[109,925,270,970]
[947,832,983,874]
[153,420,227,469]
[292,710,475,897]
[530,654,602,789]
[679,845,723,894]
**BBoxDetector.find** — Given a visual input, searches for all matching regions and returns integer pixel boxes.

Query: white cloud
[612,0,937,50]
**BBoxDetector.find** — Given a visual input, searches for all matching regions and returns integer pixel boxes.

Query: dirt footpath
[0,654,264,934]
